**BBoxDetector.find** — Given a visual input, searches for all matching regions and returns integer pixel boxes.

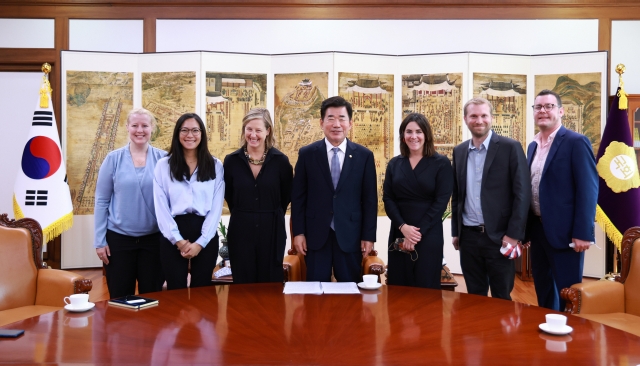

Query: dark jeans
[104,230,163,299]
[159,214,219,290]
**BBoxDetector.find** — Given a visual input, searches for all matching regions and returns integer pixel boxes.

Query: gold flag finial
[616,63,628,110]
[40,63,52,108]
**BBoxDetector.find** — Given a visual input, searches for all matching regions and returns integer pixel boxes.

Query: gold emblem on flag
[597,141,640,192]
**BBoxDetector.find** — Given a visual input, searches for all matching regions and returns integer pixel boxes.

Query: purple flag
[595,89,640,250]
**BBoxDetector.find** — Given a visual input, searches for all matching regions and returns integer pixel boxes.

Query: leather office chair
[560,226,640,337]
[0,214,92,326]
[282,217,386,282]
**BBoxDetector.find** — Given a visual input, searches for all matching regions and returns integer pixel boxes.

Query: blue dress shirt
[462,130,492,226]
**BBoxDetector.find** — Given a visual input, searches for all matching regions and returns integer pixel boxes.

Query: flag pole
[603,63,626,281]
[612,63,626,277]
[40,63,52,108]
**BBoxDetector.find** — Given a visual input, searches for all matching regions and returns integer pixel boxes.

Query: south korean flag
[13,94,73,242]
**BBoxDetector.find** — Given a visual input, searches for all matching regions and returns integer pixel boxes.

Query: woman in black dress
[383,113,453,289]
[223,108,293,283]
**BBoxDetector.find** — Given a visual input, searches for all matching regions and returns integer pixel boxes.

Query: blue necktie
[331,147,340,189]
[330,147,340,230]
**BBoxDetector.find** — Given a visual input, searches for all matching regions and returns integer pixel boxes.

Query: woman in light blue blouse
[94,108,167,298]
[153,113,224,289]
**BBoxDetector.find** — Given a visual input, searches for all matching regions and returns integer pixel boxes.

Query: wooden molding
[4,0,640,6]
[144,17,156,53]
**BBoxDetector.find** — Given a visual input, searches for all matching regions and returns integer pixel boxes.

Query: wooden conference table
[1,284,639,364]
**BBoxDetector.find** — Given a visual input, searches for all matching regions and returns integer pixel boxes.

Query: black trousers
[104,230,163,299]
[459,226,515,300]
[159,214,219,290]
[387,237,443,290]
[306,229,361,282]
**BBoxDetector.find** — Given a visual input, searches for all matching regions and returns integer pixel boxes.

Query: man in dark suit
[527,89,598,311]
[451,97,531,300]
[291,96,378,282]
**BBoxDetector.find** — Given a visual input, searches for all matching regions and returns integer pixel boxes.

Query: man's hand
[293,234,307,256]
[572,238,591,252]
[502,235,518,247]
[361,240,374,257]
[452,237,459,251]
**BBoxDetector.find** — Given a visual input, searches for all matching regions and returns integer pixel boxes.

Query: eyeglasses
[532,104,557,112]
[180,128,201,136]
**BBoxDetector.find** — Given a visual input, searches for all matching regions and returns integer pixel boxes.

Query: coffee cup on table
[545,314,567,331]
[363,274,378,287]
[64,293,89,308]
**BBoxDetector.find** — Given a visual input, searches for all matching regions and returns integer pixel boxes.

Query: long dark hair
[168,113,216,182]
[399,113,435,158]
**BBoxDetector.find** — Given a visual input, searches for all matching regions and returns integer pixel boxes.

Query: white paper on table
[283,281,323,294]
[320,282,360,294]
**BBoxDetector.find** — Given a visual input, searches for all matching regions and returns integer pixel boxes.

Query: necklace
[244,147,268,165]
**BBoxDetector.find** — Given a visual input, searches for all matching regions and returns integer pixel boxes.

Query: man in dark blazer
[527,89,598,311]
[291,96,378,282]
[451,97,531,300]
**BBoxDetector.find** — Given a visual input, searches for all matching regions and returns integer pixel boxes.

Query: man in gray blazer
[451,97,531,300]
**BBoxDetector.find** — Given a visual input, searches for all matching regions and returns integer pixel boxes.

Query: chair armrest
[283,255,302,282]
[362,250,385,282]
[35,269,93,307]
[560,280,625,315]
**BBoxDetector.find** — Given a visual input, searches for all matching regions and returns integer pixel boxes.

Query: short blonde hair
[127,108,157,128]
[463,97,493,116]
[241,108,276,149]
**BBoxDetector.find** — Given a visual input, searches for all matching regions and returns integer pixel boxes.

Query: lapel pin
[349,155,352,158]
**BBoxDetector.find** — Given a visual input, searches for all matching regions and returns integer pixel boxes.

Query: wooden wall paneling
[4,0,640,6]
[599,17,612,95]
[2,4,640,20]
[144,17,156,53]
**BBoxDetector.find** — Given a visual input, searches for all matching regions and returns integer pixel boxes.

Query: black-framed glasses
[180,128,201,136]
[532,104,557,112]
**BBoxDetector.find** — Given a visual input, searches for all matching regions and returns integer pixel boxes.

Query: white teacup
[64,293,89,308]
[363,274,378,287]
[545,314,567,331]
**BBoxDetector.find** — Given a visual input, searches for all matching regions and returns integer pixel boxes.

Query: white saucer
[64,302,95,313]
[539,323,573,335]
[358,282,382,290]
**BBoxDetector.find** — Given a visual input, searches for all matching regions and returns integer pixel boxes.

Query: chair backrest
[0,214,44,311]
[621,227,640,316]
